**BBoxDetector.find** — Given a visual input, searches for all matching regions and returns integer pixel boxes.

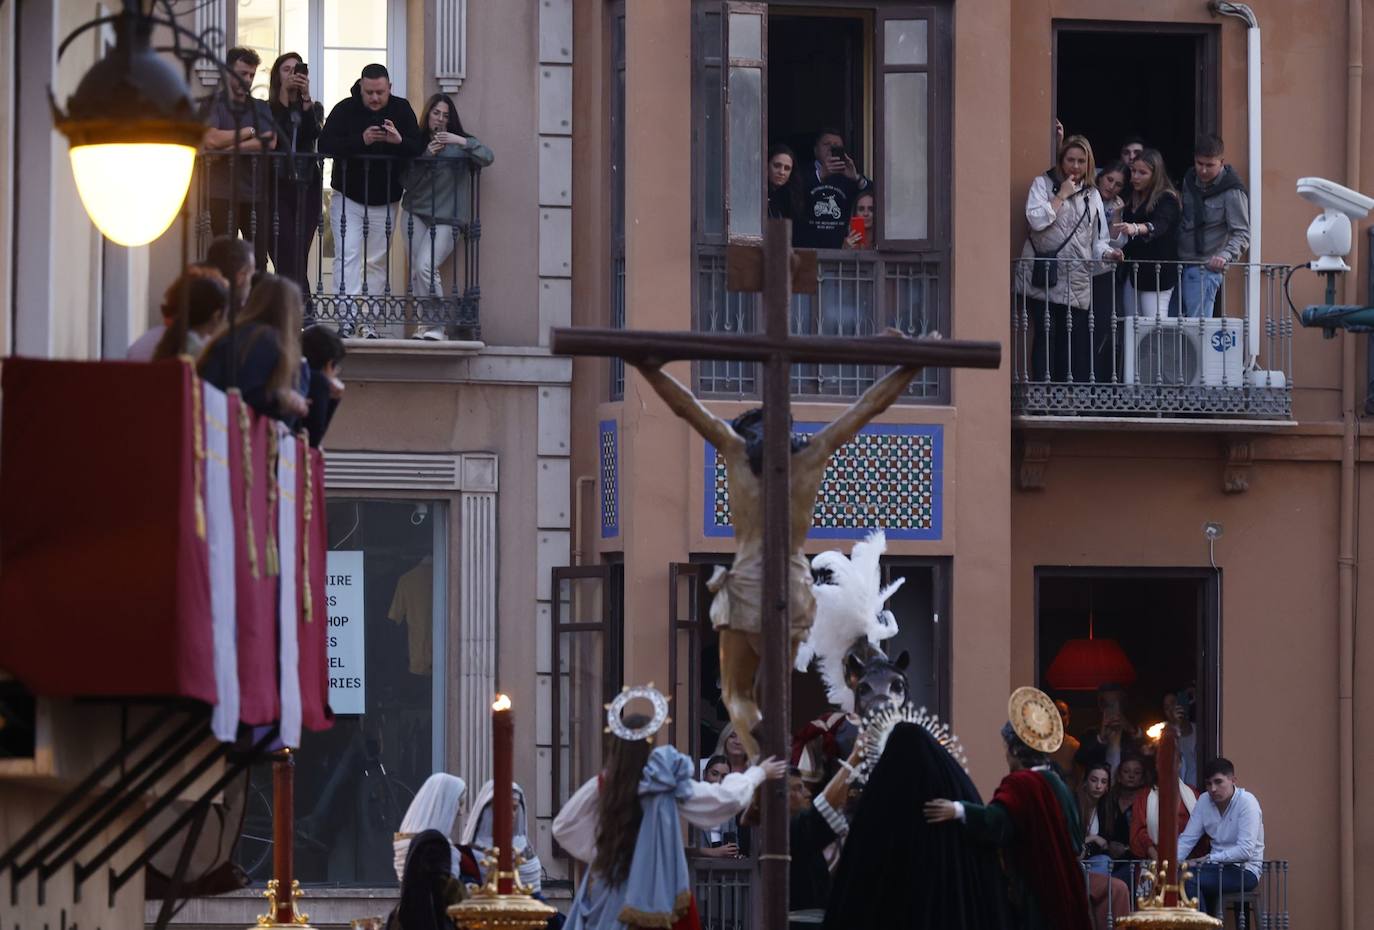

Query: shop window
[235,499,446,886]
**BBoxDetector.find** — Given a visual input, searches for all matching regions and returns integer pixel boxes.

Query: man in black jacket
[318,63,424,337]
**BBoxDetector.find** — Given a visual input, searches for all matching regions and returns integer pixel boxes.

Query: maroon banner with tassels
[0,357,332,741]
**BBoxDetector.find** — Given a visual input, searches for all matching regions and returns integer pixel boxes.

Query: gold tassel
[266,427,281,577]
[300,439,313,623]
[189,363,207,541]
[235,394,261,580]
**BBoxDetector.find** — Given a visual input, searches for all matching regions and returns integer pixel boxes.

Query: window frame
[609,3,627,400]
[873,5,946,252]
[689,0,953,404]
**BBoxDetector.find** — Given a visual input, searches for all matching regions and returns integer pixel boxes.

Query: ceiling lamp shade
[1045,616,1137,691]
[53,4,206,246]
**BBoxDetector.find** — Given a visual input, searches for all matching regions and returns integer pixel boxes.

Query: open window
[1054,23,1219,183]
[1036,568,1221,790]
[691,0,951,402]
[549,563,624,862]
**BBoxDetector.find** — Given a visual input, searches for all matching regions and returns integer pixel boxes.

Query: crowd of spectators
[198,51,495,340]
[1017,128,1252,383]
[1055,683,1265,923]
[128,234,346,449]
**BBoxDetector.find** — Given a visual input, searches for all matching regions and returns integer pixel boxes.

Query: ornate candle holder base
[448,850,556,930]
[248,878,314,929]
[1115,862,1222,930]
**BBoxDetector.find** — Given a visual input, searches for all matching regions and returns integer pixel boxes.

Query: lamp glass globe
[69,143,196,246]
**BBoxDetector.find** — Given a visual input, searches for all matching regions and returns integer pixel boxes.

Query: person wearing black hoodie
[318,63,425,337]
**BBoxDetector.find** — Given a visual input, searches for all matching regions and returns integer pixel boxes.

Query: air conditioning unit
[1122,317,1245,387]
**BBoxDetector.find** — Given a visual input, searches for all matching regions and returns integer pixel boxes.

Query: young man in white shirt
[1177,757,1265,914]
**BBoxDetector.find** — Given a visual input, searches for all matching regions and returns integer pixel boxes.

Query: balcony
[692,248,947,401]
[195,151,482,340]
[1011,258,1293,423]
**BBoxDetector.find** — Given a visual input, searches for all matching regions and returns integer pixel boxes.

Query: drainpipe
[1212,3,1262,364]
[1337,2,1362,929]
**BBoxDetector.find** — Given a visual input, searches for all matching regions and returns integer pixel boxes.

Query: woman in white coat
[1016,135,1122,384]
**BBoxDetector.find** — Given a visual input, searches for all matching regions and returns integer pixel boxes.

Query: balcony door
[235,0,409,105]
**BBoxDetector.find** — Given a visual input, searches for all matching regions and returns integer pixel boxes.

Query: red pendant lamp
[1046,606,1136,692]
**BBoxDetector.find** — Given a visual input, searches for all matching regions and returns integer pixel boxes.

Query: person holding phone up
[793,128,871,249]
[318,63,425,338]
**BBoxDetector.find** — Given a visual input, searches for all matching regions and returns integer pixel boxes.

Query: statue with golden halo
[923,686,1094,930]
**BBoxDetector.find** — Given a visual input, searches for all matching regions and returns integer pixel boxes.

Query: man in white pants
[318,63,423,337]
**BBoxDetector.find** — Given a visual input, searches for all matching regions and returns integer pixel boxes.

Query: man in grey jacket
[1177,134,1250,318]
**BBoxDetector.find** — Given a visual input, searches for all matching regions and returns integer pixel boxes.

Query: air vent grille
[324,452,463,490]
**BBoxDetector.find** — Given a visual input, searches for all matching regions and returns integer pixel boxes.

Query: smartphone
[296,62,308,76]
[848,215,868,248]
[830,144,847,161]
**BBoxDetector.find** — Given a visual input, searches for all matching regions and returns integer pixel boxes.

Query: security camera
[1297,177,1374,218]
[1297,177,1374,272]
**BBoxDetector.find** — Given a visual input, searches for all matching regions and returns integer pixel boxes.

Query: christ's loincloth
[707,552,816,637]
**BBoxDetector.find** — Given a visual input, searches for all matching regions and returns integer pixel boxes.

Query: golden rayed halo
[855,703,968,783]
[1008,686,1063,754]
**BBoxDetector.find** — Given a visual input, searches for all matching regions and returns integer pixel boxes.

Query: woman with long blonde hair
[1114,148,1181,318]
[198,274,309,422]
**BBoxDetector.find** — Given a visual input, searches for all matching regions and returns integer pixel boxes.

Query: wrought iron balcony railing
[1011,257,1293,420]
[195,150,482,340]
[692,247,948,402]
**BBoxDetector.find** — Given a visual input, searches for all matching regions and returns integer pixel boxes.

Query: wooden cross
[551,218,1000,924]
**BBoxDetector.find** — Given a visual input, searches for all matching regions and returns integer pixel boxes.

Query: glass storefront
[236,498,445,885]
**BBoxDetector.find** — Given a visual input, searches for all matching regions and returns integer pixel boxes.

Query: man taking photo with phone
[793,128,872,249]
[319,63,425,337]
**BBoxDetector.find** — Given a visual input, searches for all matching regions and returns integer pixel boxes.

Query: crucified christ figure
[631,354,924,760]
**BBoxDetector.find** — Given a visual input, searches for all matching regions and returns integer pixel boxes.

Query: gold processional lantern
[53,1,207,247]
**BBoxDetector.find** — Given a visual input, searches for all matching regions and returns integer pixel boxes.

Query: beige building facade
[2,0,1372,928]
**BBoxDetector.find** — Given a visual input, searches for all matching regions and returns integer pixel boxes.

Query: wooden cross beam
[550,218,999,927]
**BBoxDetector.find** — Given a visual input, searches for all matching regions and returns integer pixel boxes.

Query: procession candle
[1156,724,1181,905]
[492,694,514,894]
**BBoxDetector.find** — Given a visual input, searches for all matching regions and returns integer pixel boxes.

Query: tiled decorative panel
[599,419,619,537]
[704,423,942,541]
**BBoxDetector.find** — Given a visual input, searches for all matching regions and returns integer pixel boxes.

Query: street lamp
[52,1,212,246]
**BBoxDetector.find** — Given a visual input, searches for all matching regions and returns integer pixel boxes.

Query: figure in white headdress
[795,530,904,712]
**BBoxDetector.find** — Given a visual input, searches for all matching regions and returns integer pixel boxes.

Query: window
[236,499,446,885]
[1036,569,1221,791]
[549,563,624,868]
[236,0,407,105]
[691,1,951,402]
[676,554,951,765]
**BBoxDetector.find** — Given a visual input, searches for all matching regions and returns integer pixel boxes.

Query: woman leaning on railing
[401,93,494,339]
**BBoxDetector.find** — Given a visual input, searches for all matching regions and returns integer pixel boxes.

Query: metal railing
[691,857,753,930]
[694,248,947,401]
[195,150,482,339]
[1011,258,1293,419]
[685,855,1289,929]
[1081,859,1288,929]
